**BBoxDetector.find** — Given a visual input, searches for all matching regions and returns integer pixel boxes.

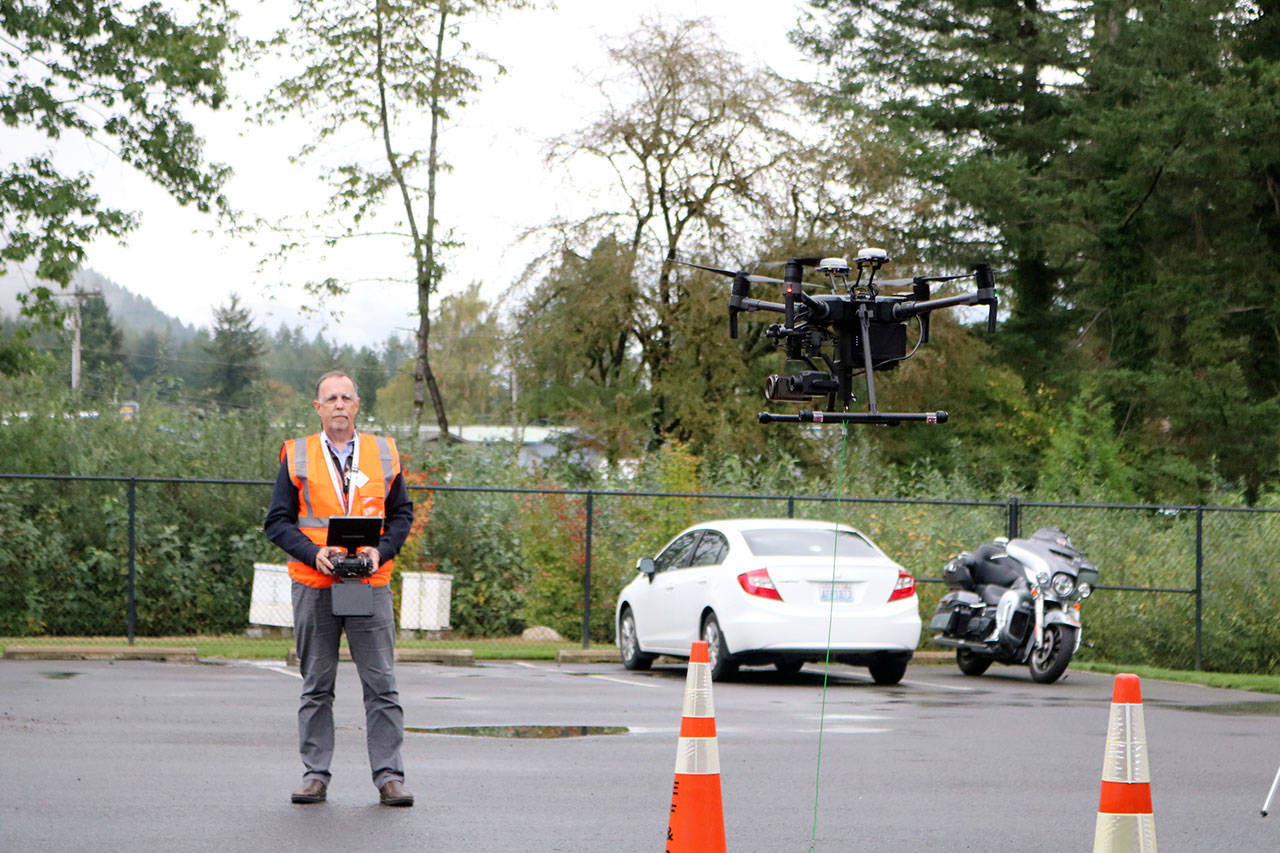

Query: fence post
[1195,507,1204,670]
[1007,494,1020,539]
[127,478,136,646]
[582,491,594,650]
[787,495,795,519]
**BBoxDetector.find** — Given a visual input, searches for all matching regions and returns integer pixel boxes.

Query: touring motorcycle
[929,526,1098,683]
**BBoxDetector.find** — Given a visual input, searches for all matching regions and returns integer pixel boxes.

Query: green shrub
[6,376,1280,672]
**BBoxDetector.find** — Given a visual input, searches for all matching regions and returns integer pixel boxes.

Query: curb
[2,645,199,663]
[556,648,622,664]
[396,648,475,666]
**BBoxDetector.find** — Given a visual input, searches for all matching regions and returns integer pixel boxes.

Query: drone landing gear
[757,410,949,426]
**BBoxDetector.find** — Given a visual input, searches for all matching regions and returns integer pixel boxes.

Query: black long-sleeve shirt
[263,457,414,568]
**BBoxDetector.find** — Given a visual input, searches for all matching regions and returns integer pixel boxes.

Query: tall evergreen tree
[353,347,385,416]
[203,294,265,410]
[800,0,1280,499]
[130,328,174,387]
[75,292,127,398]
[799,0,1086,384]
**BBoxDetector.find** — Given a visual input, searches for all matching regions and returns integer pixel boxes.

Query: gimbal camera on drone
[677,249,998,426]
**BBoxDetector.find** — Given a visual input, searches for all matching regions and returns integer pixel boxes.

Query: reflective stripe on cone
[667,641,725,853]
[1094,673,1157,852]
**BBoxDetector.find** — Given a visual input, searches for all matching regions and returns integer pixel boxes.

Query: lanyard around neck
[321,434,360,515]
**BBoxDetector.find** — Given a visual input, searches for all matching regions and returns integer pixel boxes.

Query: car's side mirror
[636,557,656,581]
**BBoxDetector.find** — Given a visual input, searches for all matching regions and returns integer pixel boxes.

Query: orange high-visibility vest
[281,431,401,588]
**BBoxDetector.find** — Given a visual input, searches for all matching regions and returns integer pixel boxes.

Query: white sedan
[615,519,922,683]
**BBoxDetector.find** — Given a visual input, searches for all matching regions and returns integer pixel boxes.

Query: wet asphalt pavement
[3,656,1280,851]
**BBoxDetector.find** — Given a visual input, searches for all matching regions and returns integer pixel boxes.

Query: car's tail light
[887,569,916,602]
[738,568,782,601]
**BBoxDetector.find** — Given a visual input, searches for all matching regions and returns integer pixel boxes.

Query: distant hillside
[0,262,198,343]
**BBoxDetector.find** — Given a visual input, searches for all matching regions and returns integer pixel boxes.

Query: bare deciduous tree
[543,18,803,442]
[251,0,528,435]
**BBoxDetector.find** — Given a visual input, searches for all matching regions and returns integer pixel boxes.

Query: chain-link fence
[3,473,1279,671]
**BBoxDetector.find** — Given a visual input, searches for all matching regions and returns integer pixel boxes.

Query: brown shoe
[291,779,327,804]
[379,779,414,807]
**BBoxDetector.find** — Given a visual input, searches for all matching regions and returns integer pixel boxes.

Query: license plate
[819,583,855,603]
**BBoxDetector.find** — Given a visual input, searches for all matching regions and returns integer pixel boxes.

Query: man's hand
[314,546,345,576]
[357,546,381,572]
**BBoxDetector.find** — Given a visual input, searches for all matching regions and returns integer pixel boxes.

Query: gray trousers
[292,580,405,789]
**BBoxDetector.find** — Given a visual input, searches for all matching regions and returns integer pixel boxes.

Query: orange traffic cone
[1094,673,1156,852]
[666,640,726,853]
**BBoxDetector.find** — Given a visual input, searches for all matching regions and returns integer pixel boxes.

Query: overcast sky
[40,0,817,347]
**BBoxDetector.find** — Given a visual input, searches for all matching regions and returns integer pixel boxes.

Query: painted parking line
[899,677,977,692]
[509,660,662,688]
[587,674,663,688]
[812,726,893,735]
[250,661,301,679]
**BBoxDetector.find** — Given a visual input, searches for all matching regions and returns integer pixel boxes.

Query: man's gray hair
[314,370,359,400]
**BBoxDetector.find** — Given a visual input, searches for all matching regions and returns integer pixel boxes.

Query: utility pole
[63,288,83,391]
[56,286,95,392]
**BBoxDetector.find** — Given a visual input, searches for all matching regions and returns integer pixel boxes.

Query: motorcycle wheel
[955,648,992,677]
[1029,624,1078,684]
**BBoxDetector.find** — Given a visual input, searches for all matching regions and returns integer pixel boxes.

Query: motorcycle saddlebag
[930,591,984,633]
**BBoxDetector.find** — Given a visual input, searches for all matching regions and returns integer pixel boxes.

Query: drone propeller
[671,259,784,285]
[876,272,973,288]
[751,254,833,269]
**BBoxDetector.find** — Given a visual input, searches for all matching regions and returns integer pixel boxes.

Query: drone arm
[798,290,830,321]
[742,297,785,314]
[889,291,987,320]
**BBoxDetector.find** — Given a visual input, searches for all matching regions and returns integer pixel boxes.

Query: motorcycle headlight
[1036,570,1051,586]
[1078,583,1092,599]
[1051,573,1075,597]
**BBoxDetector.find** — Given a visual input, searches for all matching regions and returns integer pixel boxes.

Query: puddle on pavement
[406,724,629,738]
[41,671,81,679]
[1164,701,1280,716]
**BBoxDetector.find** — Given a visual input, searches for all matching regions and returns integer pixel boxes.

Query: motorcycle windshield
[1007,538,1078,576]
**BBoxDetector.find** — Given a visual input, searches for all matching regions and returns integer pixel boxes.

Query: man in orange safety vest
[265,370,415,807]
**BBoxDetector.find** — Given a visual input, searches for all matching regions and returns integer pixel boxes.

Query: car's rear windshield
[741,528,882,558]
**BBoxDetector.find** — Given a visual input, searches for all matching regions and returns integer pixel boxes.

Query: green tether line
[810,423,849,851]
